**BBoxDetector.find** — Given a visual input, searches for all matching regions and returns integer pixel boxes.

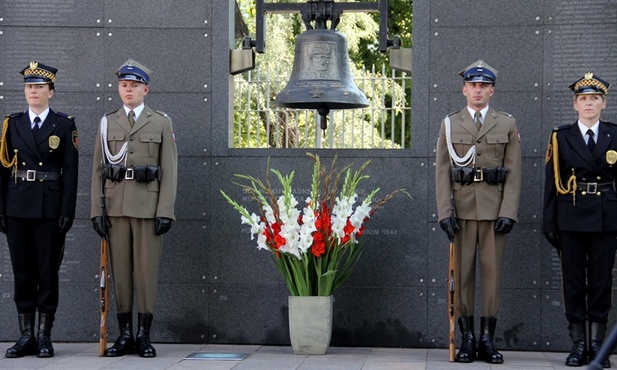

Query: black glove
[155,217,173,235]
[494,217,515,234]
[58,216,73,235]
[544,232,561,250]
[439,217,460,241]
[0,214,6,234]
[92,216,111,239]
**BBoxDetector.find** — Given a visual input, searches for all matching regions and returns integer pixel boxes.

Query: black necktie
[587,129,595,152]
[128,110,135,127]
[32,116,41,136]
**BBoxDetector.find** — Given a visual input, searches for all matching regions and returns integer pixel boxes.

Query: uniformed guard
[435,60,522,364]
[0,62,79,358]
[543,73,614,368]
[90,59,178,358]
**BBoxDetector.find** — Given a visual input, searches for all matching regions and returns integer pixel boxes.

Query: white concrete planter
[288,295,334,355]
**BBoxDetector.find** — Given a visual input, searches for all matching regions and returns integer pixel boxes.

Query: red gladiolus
[356,225,365,238]
[311,231,326,257]
[274,234,286,249]
[344,219,355,235]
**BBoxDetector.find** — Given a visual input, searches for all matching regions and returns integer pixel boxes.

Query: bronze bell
[274,27,369,130]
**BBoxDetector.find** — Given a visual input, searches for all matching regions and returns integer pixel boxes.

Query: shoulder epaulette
[602,120,617,126]
[496,110,513,118]
[7,111,26,119]
[445,110,461,119]
[155,110,169,118]
[552,124,570,132]
[104,109,120,117]
[56,111,75,120]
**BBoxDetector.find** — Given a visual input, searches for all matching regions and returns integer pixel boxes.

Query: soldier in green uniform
[0,62,79,358]
[435,60,522,364]
[90,59,178,358]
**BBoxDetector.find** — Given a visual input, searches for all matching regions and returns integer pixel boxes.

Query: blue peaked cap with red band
[459,59,498,84]
[115,58,152,84]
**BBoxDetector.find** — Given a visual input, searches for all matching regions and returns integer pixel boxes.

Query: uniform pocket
[108,132,126,153]
[487,134,509,158]
[140,133,162,157]
[451,133,474,157]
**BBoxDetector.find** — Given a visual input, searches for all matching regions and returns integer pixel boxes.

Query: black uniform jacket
[543,120,617,233]
[0,110,79,219]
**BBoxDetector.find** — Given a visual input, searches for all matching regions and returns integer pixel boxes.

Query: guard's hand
[544,232,561,250]
[0,214,6,234]
[155,217,173,235]
[58,216,73,235]
[494,217,515,234]
[439,217,460,241]
[92,216,111,239]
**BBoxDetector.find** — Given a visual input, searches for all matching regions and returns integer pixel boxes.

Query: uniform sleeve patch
[545,143,552,165]
[72,130,79,150]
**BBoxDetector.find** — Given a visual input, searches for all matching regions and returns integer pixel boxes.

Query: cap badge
[585,72,594,80]
[30,61,38,70]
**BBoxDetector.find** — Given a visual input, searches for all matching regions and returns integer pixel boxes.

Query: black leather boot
[5,313,37,358]
[566,322,587,366]
[477,316,504,364]
[105,312,136,357]
[136,313,156,357]
[589,322,611,368]
[455,316,476,363]
[37,312,54,358]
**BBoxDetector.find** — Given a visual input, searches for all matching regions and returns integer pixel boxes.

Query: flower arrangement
[220,153,406,296]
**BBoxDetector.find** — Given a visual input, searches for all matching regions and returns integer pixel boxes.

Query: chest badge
[49,135,60,149]
[606,150,617,165]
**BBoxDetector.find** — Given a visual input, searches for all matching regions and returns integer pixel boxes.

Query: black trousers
[6,217,65,314]
[560,231,617,324]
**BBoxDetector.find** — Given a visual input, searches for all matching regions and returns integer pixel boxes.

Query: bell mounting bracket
[245,0,399,54]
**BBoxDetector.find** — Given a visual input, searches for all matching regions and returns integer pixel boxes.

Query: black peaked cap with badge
[20,61,57,84]
[569,72,610,95]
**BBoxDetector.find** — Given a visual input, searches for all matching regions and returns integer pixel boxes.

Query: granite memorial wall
[0,0,614,353]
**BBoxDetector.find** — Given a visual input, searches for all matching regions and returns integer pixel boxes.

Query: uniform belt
[577,181,614,194]
[14,169,61,182]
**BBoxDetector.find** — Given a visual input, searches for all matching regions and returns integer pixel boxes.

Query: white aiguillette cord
[444,116,475,167]
[100,115,128,165]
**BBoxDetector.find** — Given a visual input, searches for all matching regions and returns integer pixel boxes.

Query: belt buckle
[26,170,36,182]
[125,168,134,180]
[474,169,483,182]
[587,182,598,193]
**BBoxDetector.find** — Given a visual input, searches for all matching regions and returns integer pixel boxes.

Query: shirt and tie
[124,104,144,127]
[577,121,599,153]
[467,106,488,132]
[29,108,50,136]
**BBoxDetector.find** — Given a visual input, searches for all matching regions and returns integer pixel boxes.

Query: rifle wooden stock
[99,238,109,357]
[448,241,457,362]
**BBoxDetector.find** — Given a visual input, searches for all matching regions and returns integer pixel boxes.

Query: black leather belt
[577,181,614,194]
[14,169,60,181]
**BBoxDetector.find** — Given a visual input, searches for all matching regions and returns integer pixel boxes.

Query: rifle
[99,238,109,356]
[447,240,457,362]
[98,161,111,357]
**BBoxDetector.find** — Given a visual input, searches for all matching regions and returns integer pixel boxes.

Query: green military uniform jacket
[436,107,522,222]
[90,105,177,220]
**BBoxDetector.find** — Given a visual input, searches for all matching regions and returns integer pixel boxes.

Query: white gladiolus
[241,212,262,239]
